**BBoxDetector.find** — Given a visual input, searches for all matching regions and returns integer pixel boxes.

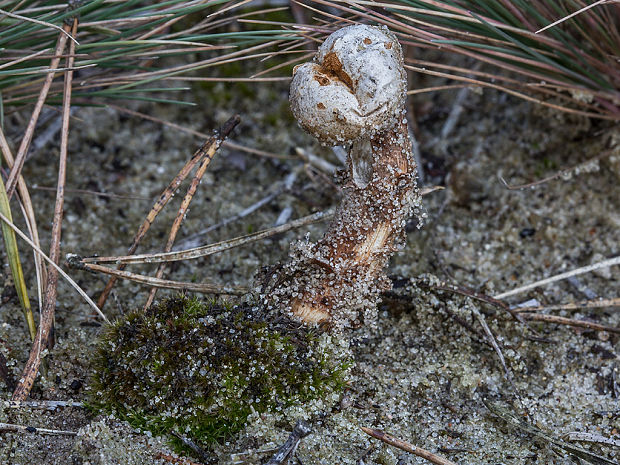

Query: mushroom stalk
[292,119,417,324]
[263,25,422,329]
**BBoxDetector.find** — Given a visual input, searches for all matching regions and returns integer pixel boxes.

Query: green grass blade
[0,170,36,341]
[466,10,605,89]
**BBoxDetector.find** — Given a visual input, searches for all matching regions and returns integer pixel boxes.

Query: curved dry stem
[12,18,78,402]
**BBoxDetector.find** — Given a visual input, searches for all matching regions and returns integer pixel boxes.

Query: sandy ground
[0,55,619,464]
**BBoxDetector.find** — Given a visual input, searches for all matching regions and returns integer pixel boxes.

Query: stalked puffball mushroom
[262,24,423,330]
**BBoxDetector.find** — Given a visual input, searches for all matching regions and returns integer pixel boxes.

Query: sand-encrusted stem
[264,25,422,329]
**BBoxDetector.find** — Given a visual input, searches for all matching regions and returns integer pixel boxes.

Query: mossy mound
[90,295,350,452]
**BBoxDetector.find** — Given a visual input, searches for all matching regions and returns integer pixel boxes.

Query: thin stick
[404,65,617,120]
[0,9,78,44]
[78,209,335,266]
[420,279,525,323]
[31,185,150,201]
[536,0,614,34]
[563,432,620,447]
[0,211,106,321]
[500,146,615,190]
[95,115,240,310]
[513,297,620,313]
[5,24,71,199]
[80,262,248,295]
[519,313,620,334]
[169,431,211,463]
[103,103,291,160]
[0,49,48,72]
[13,19,77,402]
[144,121,226,309]
[471,304,513,382]
[0,422,77,436]
[4,400,84,410]
[494,256,620,300]
[361,427,458,465]
[7,64,93,76]
[76,187,441,266]
[178,77,291,83]
[175,176,292,249]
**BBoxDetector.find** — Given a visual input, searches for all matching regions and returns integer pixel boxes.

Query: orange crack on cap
[321,52,355,91]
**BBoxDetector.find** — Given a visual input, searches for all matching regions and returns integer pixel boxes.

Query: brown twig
[500,145,615,190]
[75,187,439,267]
[75,208,334,266]
[12,18,77,402]
[144,138,223,309]
[79,262,248,296]
[101,103,292,160]
[519,312,620,334]
[402,57,606,112]
[403,63,615,120]
[95,114,240,310]
[31,185,150,201]
[419,279,525,324]
[361,427,458,465]
[5,23,72,199]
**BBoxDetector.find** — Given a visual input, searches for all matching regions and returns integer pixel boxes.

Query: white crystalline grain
[289,25,406,145]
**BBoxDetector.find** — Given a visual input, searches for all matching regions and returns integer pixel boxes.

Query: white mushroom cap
[290,25,406,145]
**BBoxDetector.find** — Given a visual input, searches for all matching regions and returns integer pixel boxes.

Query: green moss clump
[90,295,349,452]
